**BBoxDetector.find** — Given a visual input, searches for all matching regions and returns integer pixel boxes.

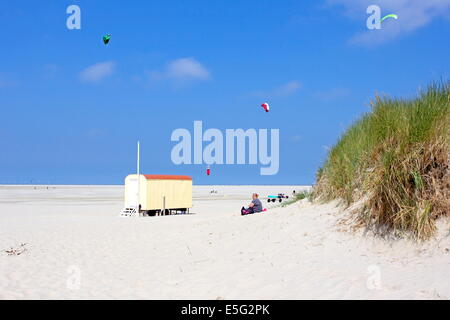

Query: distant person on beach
[241,193,263,215]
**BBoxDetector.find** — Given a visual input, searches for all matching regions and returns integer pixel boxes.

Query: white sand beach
[0,185,449,300]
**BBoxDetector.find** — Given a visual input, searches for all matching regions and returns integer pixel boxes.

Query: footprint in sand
[415,289,447,300]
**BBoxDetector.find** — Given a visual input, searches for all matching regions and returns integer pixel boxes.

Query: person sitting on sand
[241,193,263,215]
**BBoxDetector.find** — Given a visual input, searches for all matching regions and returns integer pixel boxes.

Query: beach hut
[120,174,193,217]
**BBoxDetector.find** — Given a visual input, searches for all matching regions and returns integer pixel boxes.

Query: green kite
[103,34,111,45]
[381,14,398,22]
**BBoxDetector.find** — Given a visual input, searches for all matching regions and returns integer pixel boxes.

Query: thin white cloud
[167,58,210,80]
[86,128,108,138]
[42,64,59,79]
[79,61,115,83]
[327,0,450,46]
[150,57,210,83]
[0,79,12,87]
[272,81,302,97]
[0,73,16,88]
[252,80,302,99]
[313,87,351,101]
[43,64,58,72]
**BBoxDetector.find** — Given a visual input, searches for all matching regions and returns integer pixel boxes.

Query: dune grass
[314,83,450,240]
[280,190,312,207]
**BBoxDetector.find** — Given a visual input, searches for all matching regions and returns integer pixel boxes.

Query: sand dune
[0,185,448,299]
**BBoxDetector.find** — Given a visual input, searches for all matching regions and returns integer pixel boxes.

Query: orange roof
[143,174,192,181]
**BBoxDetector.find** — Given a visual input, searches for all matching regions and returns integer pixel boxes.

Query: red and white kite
[261,102,270,112]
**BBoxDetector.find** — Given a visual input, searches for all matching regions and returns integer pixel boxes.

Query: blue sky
[0,0,449,185]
